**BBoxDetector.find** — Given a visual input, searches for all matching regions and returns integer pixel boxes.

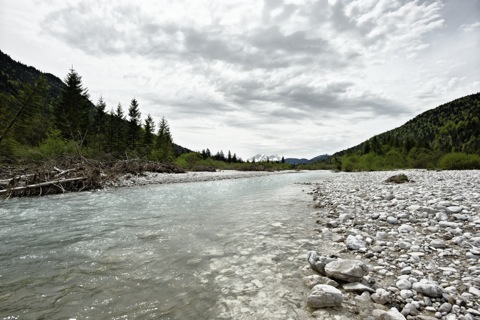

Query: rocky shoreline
[303,170,480,320]
[104,170,287,188]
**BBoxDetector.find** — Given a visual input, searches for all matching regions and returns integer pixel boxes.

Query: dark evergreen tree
[127,98,141,151]
[114,103,126,154]
[153,116,174,162]
[143,114,155,154]
[54,68,90,144]
[93,96,107,151]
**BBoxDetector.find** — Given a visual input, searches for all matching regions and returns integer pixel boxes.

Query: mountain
[0,49,191,157]
[336,93,480,157]
[247,154,282,162]
[0,50,64,99]
[283,154,330,165]
[284,158,309,165]
[308,154,330,163]
[334,93,480,170]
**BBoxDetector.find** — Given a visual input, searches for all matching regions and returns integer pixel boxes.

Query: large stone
[372,307,407,320]
[307,251,337,275]
[325,259,369,283]
[412,279,443,298]
[307,284,343,308]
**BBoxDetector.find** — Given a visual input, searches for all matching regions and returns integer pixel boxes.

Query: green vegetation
[331,93,480,171]
[0,51,285,172]
[1,50,478,173]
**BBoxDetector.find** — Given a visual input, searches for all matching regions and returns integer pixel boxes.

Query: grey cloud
[250,26,329,54]
[41,1,352,71]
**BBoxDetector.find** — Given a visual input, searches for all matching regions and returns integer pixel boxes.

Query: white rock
[398,224,414,233]
[386,216,398,225]
[307,284,343,308]
[373,307,406,320]
[430,239,447,248]
[324,259,369,283]
[412,279,443,297]
[396,279,412,290]
[446,206,463,213]
[346,235,366,250]
[371,288,391,304]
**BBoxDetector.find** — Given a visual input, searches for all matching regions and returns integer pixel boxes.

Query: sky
[1,0,479,160]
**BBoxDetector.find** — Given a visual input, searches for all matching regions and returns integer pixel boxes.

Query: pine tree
[127,98,141,151]
[114,103,126,154]
[153,116,174,162]
[93,96,107,151]
[143,114,155,155]
[54,68,90,144]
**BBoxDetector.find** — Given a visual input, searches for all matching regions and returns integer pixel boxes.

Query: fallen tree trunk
[0,177,86,195]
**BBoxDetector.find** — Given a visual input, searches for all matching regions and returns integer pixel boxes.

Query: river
[0,171,333,319]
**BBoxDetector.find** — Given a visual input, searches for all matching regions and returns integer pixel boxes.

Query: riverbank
[104,169,289,188]
[0,157,294,198]
[304,170,480,319]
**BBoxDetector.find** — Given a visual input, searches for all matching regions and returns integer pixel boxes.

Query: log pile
[0,157,184,199]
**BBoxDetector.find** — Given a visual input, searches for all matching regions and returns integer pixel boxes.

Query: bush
[437,153,480,170]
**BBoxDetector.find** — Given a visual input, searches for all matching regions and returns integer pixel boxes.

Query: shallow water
[0,171,333,319]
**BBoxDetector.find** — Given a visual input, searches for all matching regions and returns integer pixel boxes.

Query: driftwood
[0,158,184,198]
[0,177,86,195]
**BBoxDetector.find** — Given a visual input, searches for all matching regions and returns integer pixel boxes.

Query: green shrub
[437,153,480,170]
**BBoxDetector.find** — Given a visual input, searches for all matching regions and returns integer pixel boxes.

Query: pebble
[305,170,480,319]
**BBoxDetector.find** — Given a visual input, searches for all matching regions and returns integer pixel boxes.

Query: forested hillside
[0,50,190,164]
[334,93,480,171]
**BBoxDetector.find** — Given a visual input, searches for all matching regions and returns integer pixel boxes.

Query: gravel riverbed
[304,170,480,320]
[104,170,284,188]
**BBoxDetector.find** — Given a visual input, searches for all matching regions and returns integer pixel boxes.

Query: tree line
[1,68,175,163]
[329,93,480,171]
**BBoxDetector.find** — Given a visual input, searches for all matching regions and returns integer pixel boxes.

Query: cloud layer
[2,0,478,158]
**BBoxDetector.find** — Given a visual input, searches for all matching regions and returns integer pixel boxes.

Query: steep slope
[337,93,480,157]
[0,50,191,156]
[0,50,64,100]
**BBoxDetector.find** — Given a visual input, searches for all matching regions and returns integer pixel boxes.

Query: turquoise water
[0,171,333,319]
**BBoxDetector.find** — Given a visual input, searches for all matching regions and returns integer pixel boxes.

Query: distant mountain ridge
[247,153,329,164]
[247,154,282,162]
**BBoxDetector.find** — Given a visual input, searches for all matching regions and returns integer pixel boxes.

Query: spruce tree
[114,103,126,154]
[143,114,155,154]
[153,116,174,162]
[127,98,141,151]
[93,96,107,152]
[54,68,90,144]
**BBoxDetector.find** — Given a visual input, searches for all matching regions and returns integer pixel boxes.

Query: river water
[0,171,333,320]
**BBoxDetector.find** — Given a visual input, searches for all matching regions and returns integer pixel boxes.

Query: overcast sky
[1,0,479,159]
